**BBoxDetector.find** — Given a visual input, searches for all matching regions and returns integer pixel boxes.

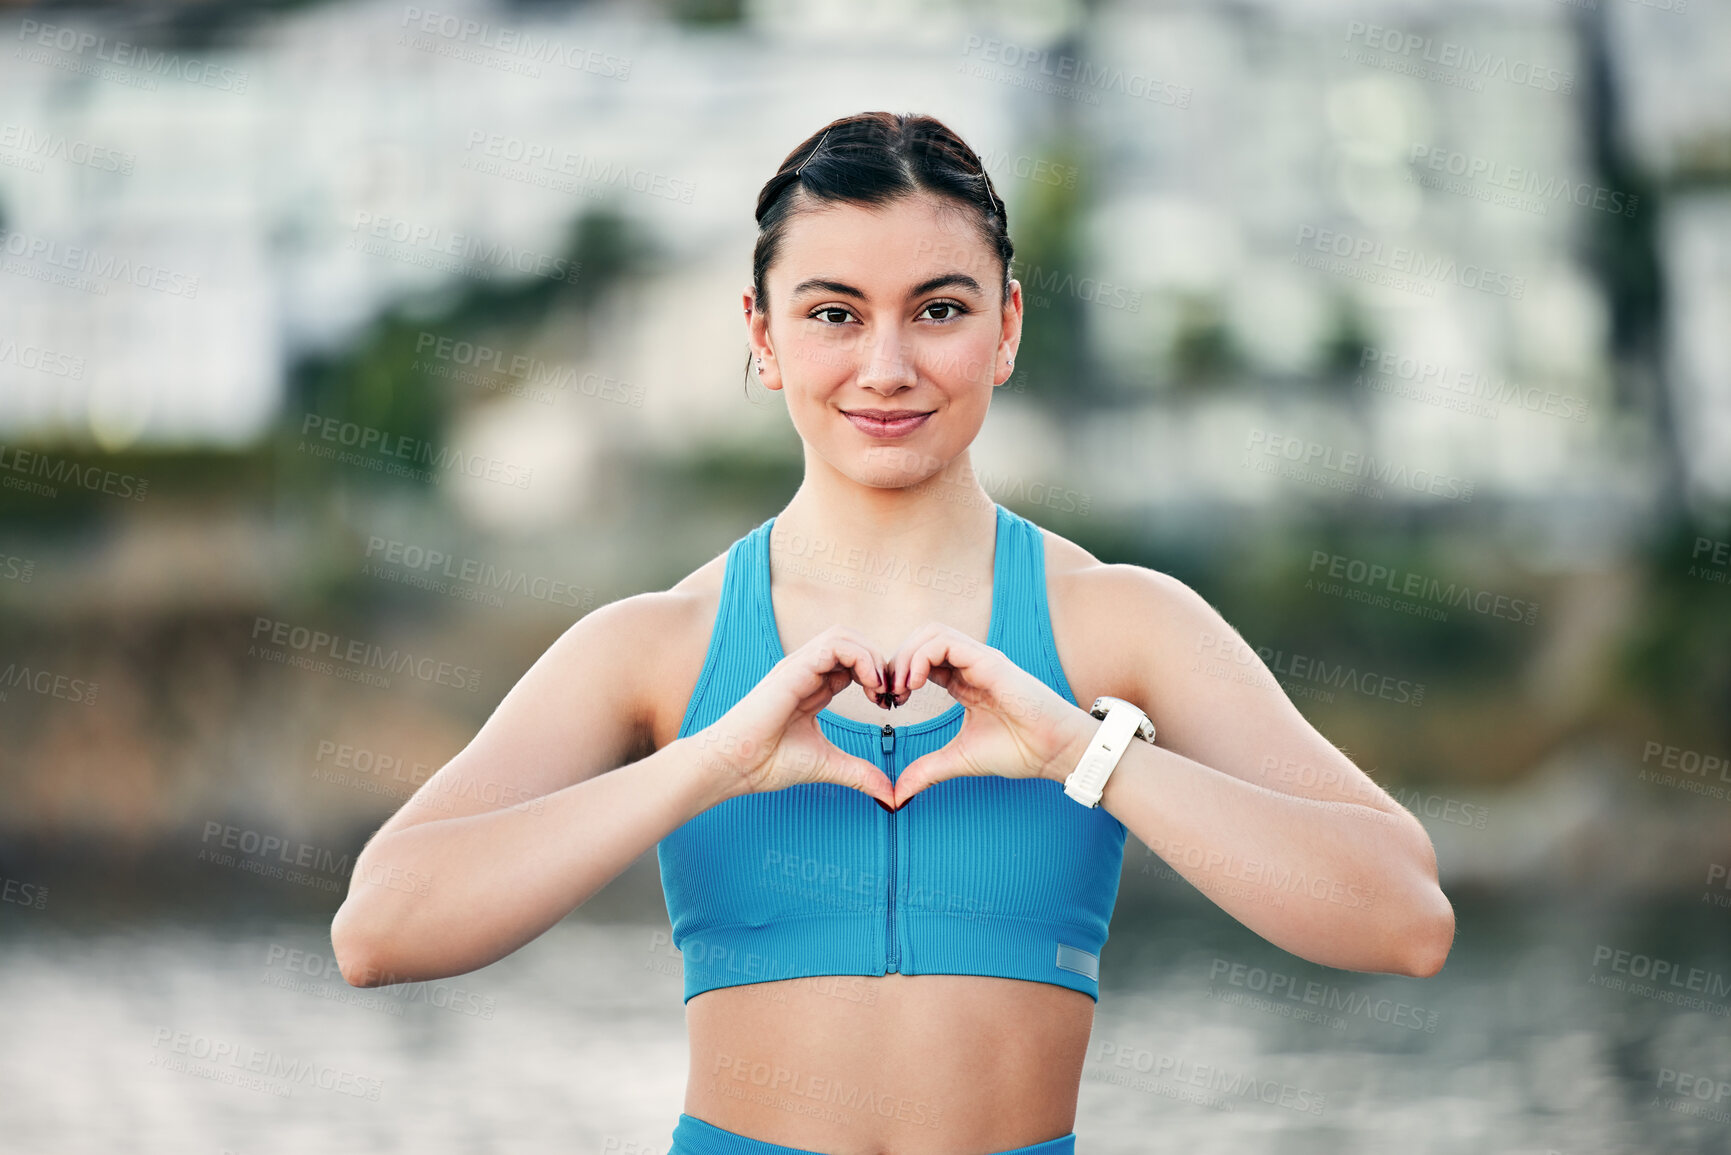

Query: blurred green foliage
[280,207,655,496]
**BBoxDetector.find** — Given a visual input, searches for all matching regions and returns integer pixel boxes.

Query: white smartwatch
[1063,696,1156,808]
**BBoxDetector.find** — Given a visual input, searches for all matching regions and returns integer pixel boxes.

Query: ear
[995,279,1023,387]
[744,284,782,392]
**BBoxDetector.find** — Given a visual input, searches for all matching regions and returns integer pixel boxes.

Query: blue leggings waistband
[667,1112,1075,1155]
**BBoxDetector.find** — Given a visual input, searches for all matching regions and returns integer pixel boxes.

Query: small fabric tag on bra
[1054,943,1099,980]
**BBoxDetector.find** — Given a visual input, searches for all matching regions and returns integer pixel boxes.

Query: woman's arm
[330,592,731,987]
[1050,565,1454,977]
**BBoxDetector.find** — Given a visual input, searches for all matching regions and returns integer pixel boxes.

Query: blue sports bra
[657,502,1126,1002]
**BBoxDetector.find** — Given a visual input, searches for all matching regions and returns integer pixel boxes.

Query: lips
[842,409,933,438]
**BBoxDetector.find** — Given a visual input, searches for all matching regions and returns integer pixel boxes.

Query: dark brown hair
[744,111,1014,395]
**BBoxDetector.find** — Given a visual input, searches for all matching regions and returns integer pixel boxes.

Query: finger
[787,637,885,714]
[829,753,896,807]
[886,621,965,701]
[802,627,888,689]
[874,660,895,710]
[891,746,980,807]
[901,630,990,701]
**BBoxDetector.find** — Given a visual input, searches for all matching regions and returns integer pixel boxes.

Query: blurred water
[2,894,1727,1155]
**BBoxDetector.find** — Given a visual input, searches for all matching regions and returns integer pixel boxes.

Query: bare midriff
[683,972,1093,1155]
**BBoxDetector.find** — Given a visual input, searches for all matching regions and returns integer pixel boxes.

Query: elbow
[1387,818,1451,977]
[1393,886,1455,978]
[330,902,389,988]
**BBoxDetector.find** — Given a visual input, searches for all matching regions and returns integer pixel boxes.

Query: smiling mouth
[841,409,934,437]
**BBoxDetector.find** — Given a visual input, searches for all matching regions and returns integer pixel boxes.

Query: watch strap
[1063,699,1147,807]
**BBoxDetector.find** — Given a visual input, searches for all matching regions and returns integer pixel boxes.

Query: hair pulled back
[744,111,1014,393]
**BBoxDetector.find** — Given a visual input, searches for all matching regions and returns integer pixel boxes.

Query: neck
[774,448,997,579]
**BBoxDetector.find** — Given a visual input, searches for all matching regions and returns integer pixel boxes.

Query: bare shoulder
[635,548,730,752]
[1038,524,1224,721]
[541,546,728,764]
[524,550,729,763]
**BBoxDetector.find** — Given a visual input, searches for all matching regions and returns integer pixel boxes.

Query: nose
[855,326,917,394]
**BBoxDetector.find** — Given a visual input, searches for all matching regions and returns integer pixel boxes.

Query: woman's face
[746,193,1022,491]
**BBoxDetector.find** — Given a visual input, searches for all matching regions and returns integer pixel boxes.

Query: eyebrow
[787,272,985,300]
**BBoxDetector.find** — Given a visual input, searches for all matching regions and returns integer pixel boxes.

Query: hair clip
[796,129,832,176]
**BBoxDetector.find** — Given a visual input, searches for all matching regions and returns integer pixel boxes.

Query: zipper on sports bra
[881,722,899,973]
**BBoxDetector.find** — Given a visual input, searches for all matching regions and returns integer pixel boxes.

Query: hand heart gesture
[691,625,898,806]
[883,622,1093,807]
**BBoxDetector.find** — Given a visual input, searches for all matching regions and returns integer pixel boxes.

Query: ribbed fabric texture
[656,502,1127,1003]
[667,1112,1076,1155]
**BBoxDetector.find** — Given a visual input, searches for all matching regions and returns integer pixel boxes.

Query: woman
[331,111,1454,1155]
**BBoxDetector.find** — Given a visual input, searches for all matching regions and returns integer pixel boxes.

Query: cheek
[787,330,864,381]
[921,334,998,383]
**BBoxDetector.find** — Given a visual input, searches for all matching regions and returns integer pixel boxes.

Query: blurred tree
[1580,9,1677,512]
[281,207,655,497]
[1005,35,1100,420]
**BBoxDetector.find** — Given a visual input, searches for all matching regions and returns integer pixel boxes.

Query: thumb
[825,752,896,808]
[891,747,972,808]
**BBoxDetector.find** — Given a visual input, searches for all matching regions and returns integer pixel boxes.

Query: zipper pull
[880,722,894,756]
